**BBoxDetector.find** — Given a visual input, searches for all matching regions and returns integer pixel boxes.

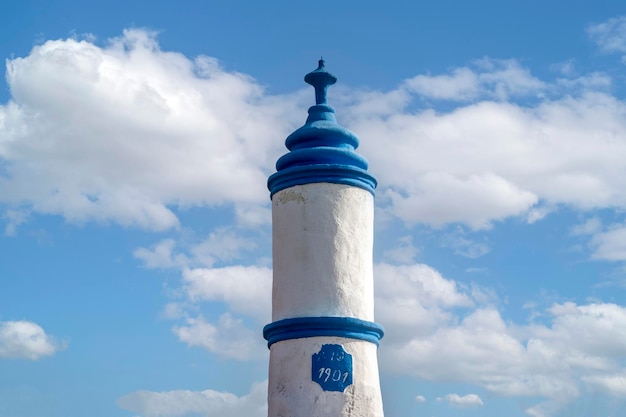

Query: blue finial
[304,58,337,105]
[267,59,377,198]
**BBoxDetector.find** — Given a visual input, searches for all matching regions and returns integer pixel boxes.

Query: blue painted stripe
[263,316,384,348]
[268,164,377,198]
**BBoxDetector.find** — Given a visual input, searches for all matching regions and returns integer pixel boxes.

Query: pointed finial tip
[304,57,337,105]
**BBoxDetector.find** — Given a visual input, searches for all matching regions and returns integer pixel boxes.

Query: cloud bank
[3,29,626,235]
[437,393,484,407]
[117,381,267,417]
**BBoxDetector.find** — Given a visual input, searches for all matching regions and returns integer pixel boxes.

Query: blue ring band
[263,316,384,348]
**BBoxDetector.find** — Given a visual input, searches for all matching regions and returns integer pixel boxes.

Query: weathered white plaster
[271,183,375,321]
[268,182,383,417]
[268,337,384,417]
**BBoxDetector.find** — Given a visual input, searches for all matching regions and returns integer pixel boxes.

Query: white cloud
[134,230,271,360]
[384,172,537,230]
[414,394,426,403]
[542,302,626,359]
[474,58,546,99]
[134,239,189,269]
[138,237,271,361]
[404,59,545,102]
[0,320,64,360]
[190,228,257,267]
[440,228,490,258]
[582,374,626,396]
[147,255,271,360]
[567,218,626,263]
[374,263,473,342]
[385,308,528,385]
[2,209,28,236]
[338,87,410,119]
[172,313,262,361]
[405,67,479,101]
[382,235,419,264]
[526,204,554,224]
[525,402,554,417]
[182,265,271,320]
[0,30,298,231]
[117,380,267,417]
[590,224,626,261]
[551,60,576,76]
[375,263,473,310]
[234,204,271,228]
[587,16,626,54]
[566,218,626,263]
[437,393,484,407]
[160,302,189,320]
[134,228,260,273]
[556,72,612,91]
[570,217,602,236]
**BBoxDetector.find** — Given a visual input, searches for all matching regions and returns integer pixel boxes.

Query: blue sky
[1,1,626,417]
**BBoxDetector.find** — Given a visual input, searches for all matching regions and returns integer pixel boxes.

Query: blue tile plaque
[311,344,353,392]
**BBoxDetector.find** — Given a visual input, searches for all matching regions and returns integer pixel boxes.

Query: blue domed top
[267,59,377,198]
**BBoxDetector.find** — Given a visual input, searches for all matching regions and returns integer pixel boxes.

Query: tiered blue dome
[268,59,377,197]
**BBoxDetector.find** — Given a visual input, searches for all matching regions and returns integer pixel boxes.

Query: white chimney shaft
[264,60,384,417]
